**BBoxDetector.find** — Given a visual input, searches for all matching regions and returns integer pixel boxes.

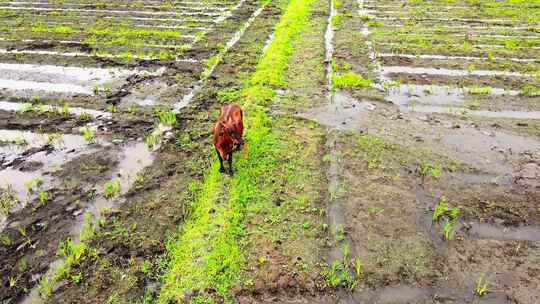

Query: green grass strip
[158,0,316,302]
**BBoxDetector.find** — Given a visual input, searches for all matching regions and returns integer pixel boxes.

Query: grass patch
[158,0,318,301]
[465,85,493,95]
[333,71,372,89]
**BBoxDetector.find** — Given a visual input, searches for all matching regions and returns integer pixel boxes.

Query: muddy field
[0,0,538,303]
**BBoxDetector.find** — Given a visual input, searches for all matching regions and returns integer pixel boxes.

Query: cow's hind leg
[228,151,234,175]
[216,148,225,173]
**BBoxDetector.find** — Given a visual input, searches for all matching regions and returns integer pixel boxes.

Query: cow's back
[221,104,243,135]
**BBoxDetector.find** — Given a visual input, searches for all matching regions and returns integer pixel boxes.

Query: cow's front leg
[228,151,234,175]
[216,148,225,173]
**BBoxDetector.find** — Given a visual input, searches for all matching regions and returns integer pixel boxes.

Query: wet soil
[43,2,292,303]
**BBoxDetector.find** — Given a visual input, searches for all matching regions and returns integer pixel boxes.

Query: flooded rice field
[0,0,267,302]
[0,0,539,303]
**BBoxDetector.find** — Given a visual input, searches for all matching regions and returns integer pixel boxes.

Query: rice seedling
[79,126,94,142]
[419,162,441,178]
[19,103,35,113]
[0,234,12,246]
[333,71,372,89]
[8,276,17,288]
[38,190,50,205]
[24,177,43,193]
[156,109,177,125]
[443,218,454,240]
[37,276,53,299]
[352,257,363,277]
[58,103,70,116]
[78,112,92,121]
[79,211,95,241]
[47,133,63,144]
[521,84,540,97]
[145,132,160,148]
[14,136,27,145]
[475,274,489,296]
[103,180,121,199]
[433,196,448,221]
[106,105,117,113]
[0,184,18,216]
[18,227,34,249]
[465,85,493,95]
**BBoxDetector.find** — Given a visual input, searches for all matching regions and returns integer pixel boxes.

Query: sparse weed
[333,71,372,89]
[419,162,441,178]
[357,134,388,169]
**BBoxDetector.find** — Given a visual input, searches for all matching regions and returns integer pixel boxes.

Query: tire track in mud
[323,0,359,296]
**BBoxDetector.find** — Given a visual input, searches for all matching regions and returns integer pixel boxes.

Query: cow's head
[219,119,242,148]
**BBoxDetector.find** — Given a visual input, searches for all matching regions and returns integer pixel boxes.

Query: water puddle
[371,16,534,25]
[348,284,432,304]
[0,79,93,95]
[464,221,540,242]
[80,141,155,221]
[0,129,106,232]
[390,32,540,40]
[381,65,529,77]
[380,41,540,50]
[120,79,174,107]
[386,84,519,107]
[4,1,229,11]
[0,5,222,16]
[20,140,155,304]
[0,100,111,119]
[379,53,538,63]
[0,62,133,84]
[442,127,540,175]
[0,48,198,63]
[407,105,540,120]
[298,91,375,130]
[0,62,167,97]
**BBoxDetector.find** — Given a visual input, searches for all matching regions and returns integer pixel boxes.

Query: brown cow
[213,104,244,175]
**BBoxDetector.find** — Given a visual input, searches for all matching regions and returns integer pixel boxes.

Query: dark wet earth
[0,0,262,302]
